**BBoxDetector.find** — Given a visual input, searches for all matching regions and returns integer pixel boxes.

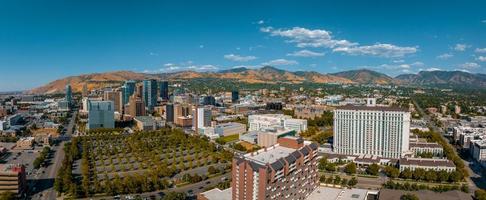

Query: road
[412,99,481,192]
[30,111,76,200]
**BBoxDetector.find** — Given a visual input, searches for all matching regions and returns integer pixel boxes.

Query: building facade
[143,79,158,112]
[231,137,319,200]
[248,114,307,133]
[214,122,246,137]
[87,101,115,130]
[103,90,121,113]
[0,164,27,196]
[333,104,410,158]
[160,81,169,100]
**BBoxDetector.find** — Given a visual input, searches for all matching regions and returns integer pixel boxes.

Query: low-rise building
[214,122,246,137]
[409,142,443,157]
[15,137,34,150]
[470,140,486,167]
[133,116,156,131]
[197,188,232,200]
[399,157,455,172]
[257,128,296,147]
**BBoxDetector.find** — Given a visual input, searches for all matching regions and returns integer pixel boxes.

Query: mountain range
[29,66,486,94]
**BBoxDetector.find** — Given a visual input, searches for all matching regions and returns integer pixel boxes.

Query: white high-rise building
[194,107,211,130]
[248,114,307,133]
[87,101,115,130]
[333,102,410,158]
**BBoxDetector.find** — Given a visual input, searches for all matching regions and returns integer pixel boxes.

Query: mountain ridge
[28,67,486,94]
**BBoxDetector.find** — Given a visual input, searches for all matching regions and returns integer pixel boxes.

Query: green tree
[413,169,426,181]
[344,162,357,174]
[400,168,413,179]
[475,189,486,200]
[348,177,358,187]
[425,170,437,182]
[460,184,469,193]
[0,191,16,200]
[366,164,379,176]
[163,192,186,200]
[333,176,341,185]
[384,166,399,178]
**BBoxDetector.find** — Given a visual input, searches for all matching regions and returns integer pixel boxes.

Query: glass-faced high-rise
[122,80,136,106]
[160,81,169,100]
[143,79,157,111]
[65,84,72,105]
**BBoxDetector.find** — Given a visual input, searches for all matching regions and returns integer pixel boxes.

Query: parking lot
[2,146,43,176]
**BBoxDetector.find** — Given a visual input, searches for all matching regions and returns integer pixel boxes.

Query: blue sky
[1,0,486,91]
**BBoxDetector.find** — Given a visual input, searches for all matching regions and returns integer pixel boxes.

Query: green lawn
[219,134,239,143]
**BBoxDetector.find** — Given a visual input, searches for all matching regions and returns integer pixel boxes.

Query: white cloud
[425,67,441,71]
[257,20,265,25]
[262,26,417,57]
[149,52,158,56]
[454,44,468,51]
[437,53,453,60]
[199,45,204,49]
[224,54,257,62]
[477,56,486,62]
[187,64,218,71]
[475,48,486,53]
[262,59,298,66]
[459,62,480,70]
[392,59,405,63]
[262,27,356,48]
[333,43,417,58]
[411,62,425,67]
[287,50,325,57]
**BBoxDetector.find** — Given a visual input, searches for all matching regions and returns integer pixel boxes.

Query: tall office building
[165,103,174,123]
[232,137,319,200]
[333,99,410,158]
[121,80,136,106]
[103,90,121,113]
[143,79,158,112]
[160,81,169,100]
[194,107,211,131]
[127,94,146,117]
[65,84,72,106]
[87,101,115,130]
[231,90,239,103]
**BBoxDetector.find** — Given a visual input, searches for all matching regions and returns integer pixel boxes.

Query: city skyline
[1,0,486,91]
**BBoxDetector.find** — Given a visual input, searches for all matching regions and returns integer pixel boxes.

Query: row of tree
[383,180,468,193]
[33,146,50,169]
[319,174,358,187]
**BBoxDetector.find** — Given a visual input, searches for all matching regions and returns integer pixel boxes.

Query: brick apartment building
[231,137,319,200]
[0,164,27,197]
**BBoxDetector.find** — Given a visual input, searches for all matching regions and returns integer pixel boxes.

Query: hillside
[395,70,486,88]
[29,71,156,94]
[29,66,354,94]
[331,69,396,84]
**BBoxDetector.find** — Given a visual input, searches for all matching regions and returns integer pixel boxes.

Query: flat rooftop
[199,188,232,200]
[307,187,374,200]
[337,104,408,112]
[244,145,295,165]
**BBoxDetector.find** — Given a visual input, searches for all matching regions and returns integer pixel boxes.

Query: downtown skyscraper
[143,79,157,112]
[121,80,136,107]
[65,84,72,106]
[160,80,169,101]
